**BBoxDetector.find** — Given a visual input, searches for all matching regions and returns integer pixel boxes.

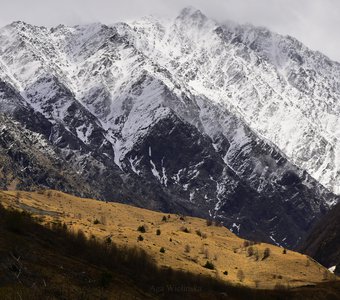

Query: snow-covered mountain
[0,7,338,248]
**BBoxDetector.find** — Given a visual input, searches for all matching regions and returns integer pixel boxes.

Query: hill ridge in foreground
[0,190,338,296]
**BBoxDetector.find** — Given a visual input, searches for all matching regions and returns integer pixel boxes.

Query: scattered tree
[243,240,250,247]
[274,283,286,290]
[237,270,245,282]
[190,256,199,264]
[214,220,223,227]
[99,271,113,289]
[100,215,107,225]
[196,229,207,239]
[203,248,209,259]
[156,229,161,235]
[15,192,21,202]
[137,235,144,242]
[203,261,215,270]
[160,247,165,253]
[93,219,100,225]
[137,225,146,233]
[262,248,271,260]
[184,244,191,253]
[180,226,190,233]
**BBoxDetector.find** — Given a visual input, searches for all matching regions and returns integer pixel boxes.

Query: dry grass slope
[0,189,338,291]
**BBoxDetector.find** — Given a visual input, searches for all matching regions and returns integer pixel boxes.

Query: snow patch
[328,266,336,273]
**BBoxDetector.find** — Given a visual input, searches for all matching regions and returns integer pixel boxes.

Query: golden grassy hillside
[0,190,336,290]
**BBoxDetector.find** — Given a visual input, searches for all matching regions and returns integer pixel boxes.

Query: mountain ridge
[0,7,339,249]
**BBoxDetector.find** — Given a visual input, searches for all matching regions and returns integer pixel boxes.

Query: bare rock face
[0,8,339,249]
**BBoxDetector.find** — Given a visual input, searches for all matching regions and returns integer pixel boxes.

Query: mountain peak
[177,6,207,22]
[8,20,45,31]
[9,20,28,27]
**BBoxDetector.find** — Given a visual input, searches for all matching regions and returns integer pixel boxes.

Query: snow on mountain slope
[127,7,340,196]
[0,7,338,248]
[1,10,338,196]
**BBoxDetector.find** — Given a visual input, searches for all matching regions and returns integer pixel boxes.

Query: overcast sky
[1,0,339,62]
